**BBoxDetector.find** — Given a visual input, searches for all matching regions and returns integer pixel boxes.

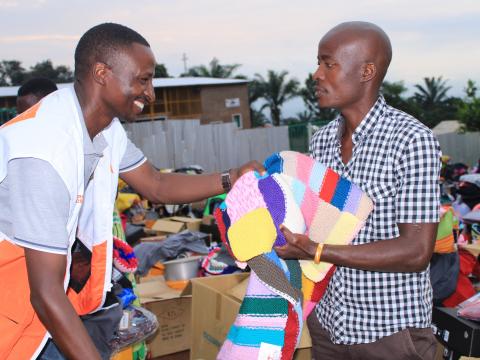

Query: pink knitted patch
[217,339,260,360]
[226,171,267,224]
[295,153,314,185]
[301,187,320,227]
[234,315,287,329]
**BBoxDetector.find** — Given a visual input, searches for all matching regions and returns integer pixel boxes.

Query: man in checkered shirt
[276,22,441,359]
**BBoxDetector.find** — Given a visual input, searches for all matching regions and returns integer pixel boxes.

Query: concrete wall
[200,84,251,128]
[124,119,289,172]
[436,132,480,166]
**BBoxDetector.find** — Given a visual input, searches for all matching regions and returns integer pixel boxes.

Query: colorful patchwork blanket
[214,151,373,360]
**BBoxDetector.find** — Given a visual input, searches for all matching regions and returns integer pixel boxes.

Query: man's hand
[230,160,266,186]
[274,224,317,260]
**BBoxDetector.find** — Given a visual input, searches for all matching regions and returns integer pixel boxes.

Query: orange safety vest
[0,87,127,359]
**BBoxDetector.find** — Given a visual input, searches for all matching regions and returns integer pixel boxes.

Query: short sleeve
[9,158,70,254]
[395,131,441,223]
[119,137,146,173]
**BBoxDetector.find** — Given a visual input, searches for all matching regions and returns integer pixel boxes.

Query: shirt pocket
[359,180,396,203]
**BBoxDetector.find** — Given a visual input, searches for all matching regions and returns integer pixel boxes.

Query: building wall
[200,84,251,128]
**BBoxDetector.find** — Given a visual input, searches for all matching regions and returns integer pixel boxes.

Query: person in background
[276,21,441,359]
[16,77,58,113]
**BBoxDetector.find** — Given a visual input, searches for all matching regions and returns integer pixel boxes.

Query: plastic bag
[110,305,158,353]
[457,292,480,321]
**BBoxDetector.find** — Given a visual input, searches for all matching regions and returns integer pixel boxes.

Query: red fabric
[214,208,235,259]
[120,213,127,232]
[281,303,298,360]
[311,266,336,303]
[442,249,477,307]
[319,169,339,203]
[458,248,476,275]
[442,273,476,307]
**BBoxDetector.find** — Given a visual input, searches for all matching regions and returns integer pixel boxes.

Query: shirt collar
[335,95,387,145]
[72,89,107,156]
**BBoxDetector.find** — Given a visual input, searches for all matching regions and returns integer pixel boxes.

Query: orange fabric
[0,240,47,359]
[434,234,455,253]
[0,102,40,129]
[67,241,108,315]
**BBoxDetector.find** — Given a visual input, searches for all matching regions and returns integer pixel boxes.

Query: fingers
[279,224,295,244]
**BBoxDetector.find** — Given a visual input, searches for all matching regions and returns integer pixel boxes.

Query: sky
[1,0,479,117]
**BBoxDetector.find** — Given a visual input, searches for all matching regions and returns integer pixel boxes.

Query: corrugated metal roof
[0,77,249,97]
[432,120,462,135]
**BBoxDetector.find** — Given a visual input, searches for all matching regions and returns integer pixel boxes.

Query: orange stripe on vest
[67,241,108,315]
[0,102,41,129]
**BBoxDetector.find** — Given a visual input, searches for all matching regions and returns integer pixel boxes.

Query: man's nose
[145,81,155,104]
[313,65,325,81]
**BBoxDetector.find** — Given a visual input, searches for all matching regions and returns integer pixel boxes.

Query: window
[232,114,243,128]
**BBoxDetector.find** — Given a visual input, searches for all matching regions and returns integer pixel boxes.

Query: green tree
[300,73,337,121]
[0,60,26,86]
[458,80,480,132]
[255,70,299,126]
[381,80,408,109]
[412,76,456,127]
[27,60,73,83]
[183,58,245,79]
[154,63,169,78]
[248,79,268,127]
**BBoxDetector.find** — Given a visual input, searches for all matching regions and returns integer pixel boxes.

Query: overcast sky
[1,0,479,116]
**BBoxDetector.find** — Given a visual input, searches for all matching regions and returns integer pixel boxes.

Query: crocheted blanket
[214,151,373,360]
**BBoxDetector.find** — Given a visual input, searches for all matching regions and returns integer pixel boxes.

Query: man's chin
[123,115,138,123]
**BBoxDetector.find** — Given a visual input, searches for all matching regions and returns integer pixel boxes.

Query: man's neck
[340,94,378,136]
[74,81,112,140]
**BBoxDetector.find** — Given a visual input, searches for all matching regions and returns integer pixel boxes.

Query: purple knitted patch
[343,183,362,215]
[258,176,287,246]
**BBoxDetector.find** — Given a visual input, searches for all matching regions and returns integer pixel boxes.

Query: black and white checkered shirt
[310,95,441,344]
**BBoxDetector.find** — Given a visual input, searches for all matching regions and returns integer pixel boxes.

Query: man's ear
[92,62,109,86]
[361,63,376,83]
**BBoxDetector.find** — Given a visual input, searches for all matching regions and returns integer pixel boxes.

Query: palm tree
[255,70,299,126]
[183,58,245,79]
[300,73,337,121]
[412,76,456,128]
[414,76,451,107]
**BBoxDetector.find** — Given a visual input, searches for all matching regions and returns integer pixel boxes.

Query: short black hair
[74,23,150,79]
[17,77,58,97]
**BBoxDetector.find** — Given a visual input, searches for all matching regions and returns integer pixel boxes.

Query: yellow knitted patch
[301,212,360,281]
[227,208,277,262]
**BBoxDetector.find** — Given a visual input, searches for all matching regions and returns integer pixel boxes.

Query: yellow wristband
[314,243,324,264]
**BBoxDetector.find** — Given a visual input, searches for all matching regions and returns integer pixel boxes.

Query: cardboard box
[137,277,192,358]
[186,273,311,360]
[150,217,203,235]
[170,216,202,232]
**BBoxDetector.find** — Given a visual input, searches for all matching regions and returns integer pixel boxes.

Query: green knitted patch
[239,297,288,316]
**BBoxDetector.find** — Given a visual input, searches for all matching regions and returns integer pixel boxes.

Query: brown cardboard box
[151,219,186,234]
[150,217,203,235]
[137,277,192,358]
[170,217,202,232]
[186,273,311,360]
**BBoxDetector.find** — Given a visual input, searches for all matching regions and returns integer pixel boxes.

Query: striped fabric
[214,151,373,359]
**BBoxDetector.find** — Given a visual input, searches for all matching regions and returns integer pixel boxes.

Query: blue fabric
[309,162,327,193]
[291,178,306,206]
[264,152,283,175]
[331,176,351,210]
[227,325,285,347]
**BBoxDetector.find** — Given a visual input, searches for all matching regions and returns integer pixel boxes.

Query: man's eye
[325,63,334,68]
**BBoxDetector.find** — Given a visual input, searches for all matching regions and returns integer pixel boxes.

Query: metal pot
[163,256,202,281]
